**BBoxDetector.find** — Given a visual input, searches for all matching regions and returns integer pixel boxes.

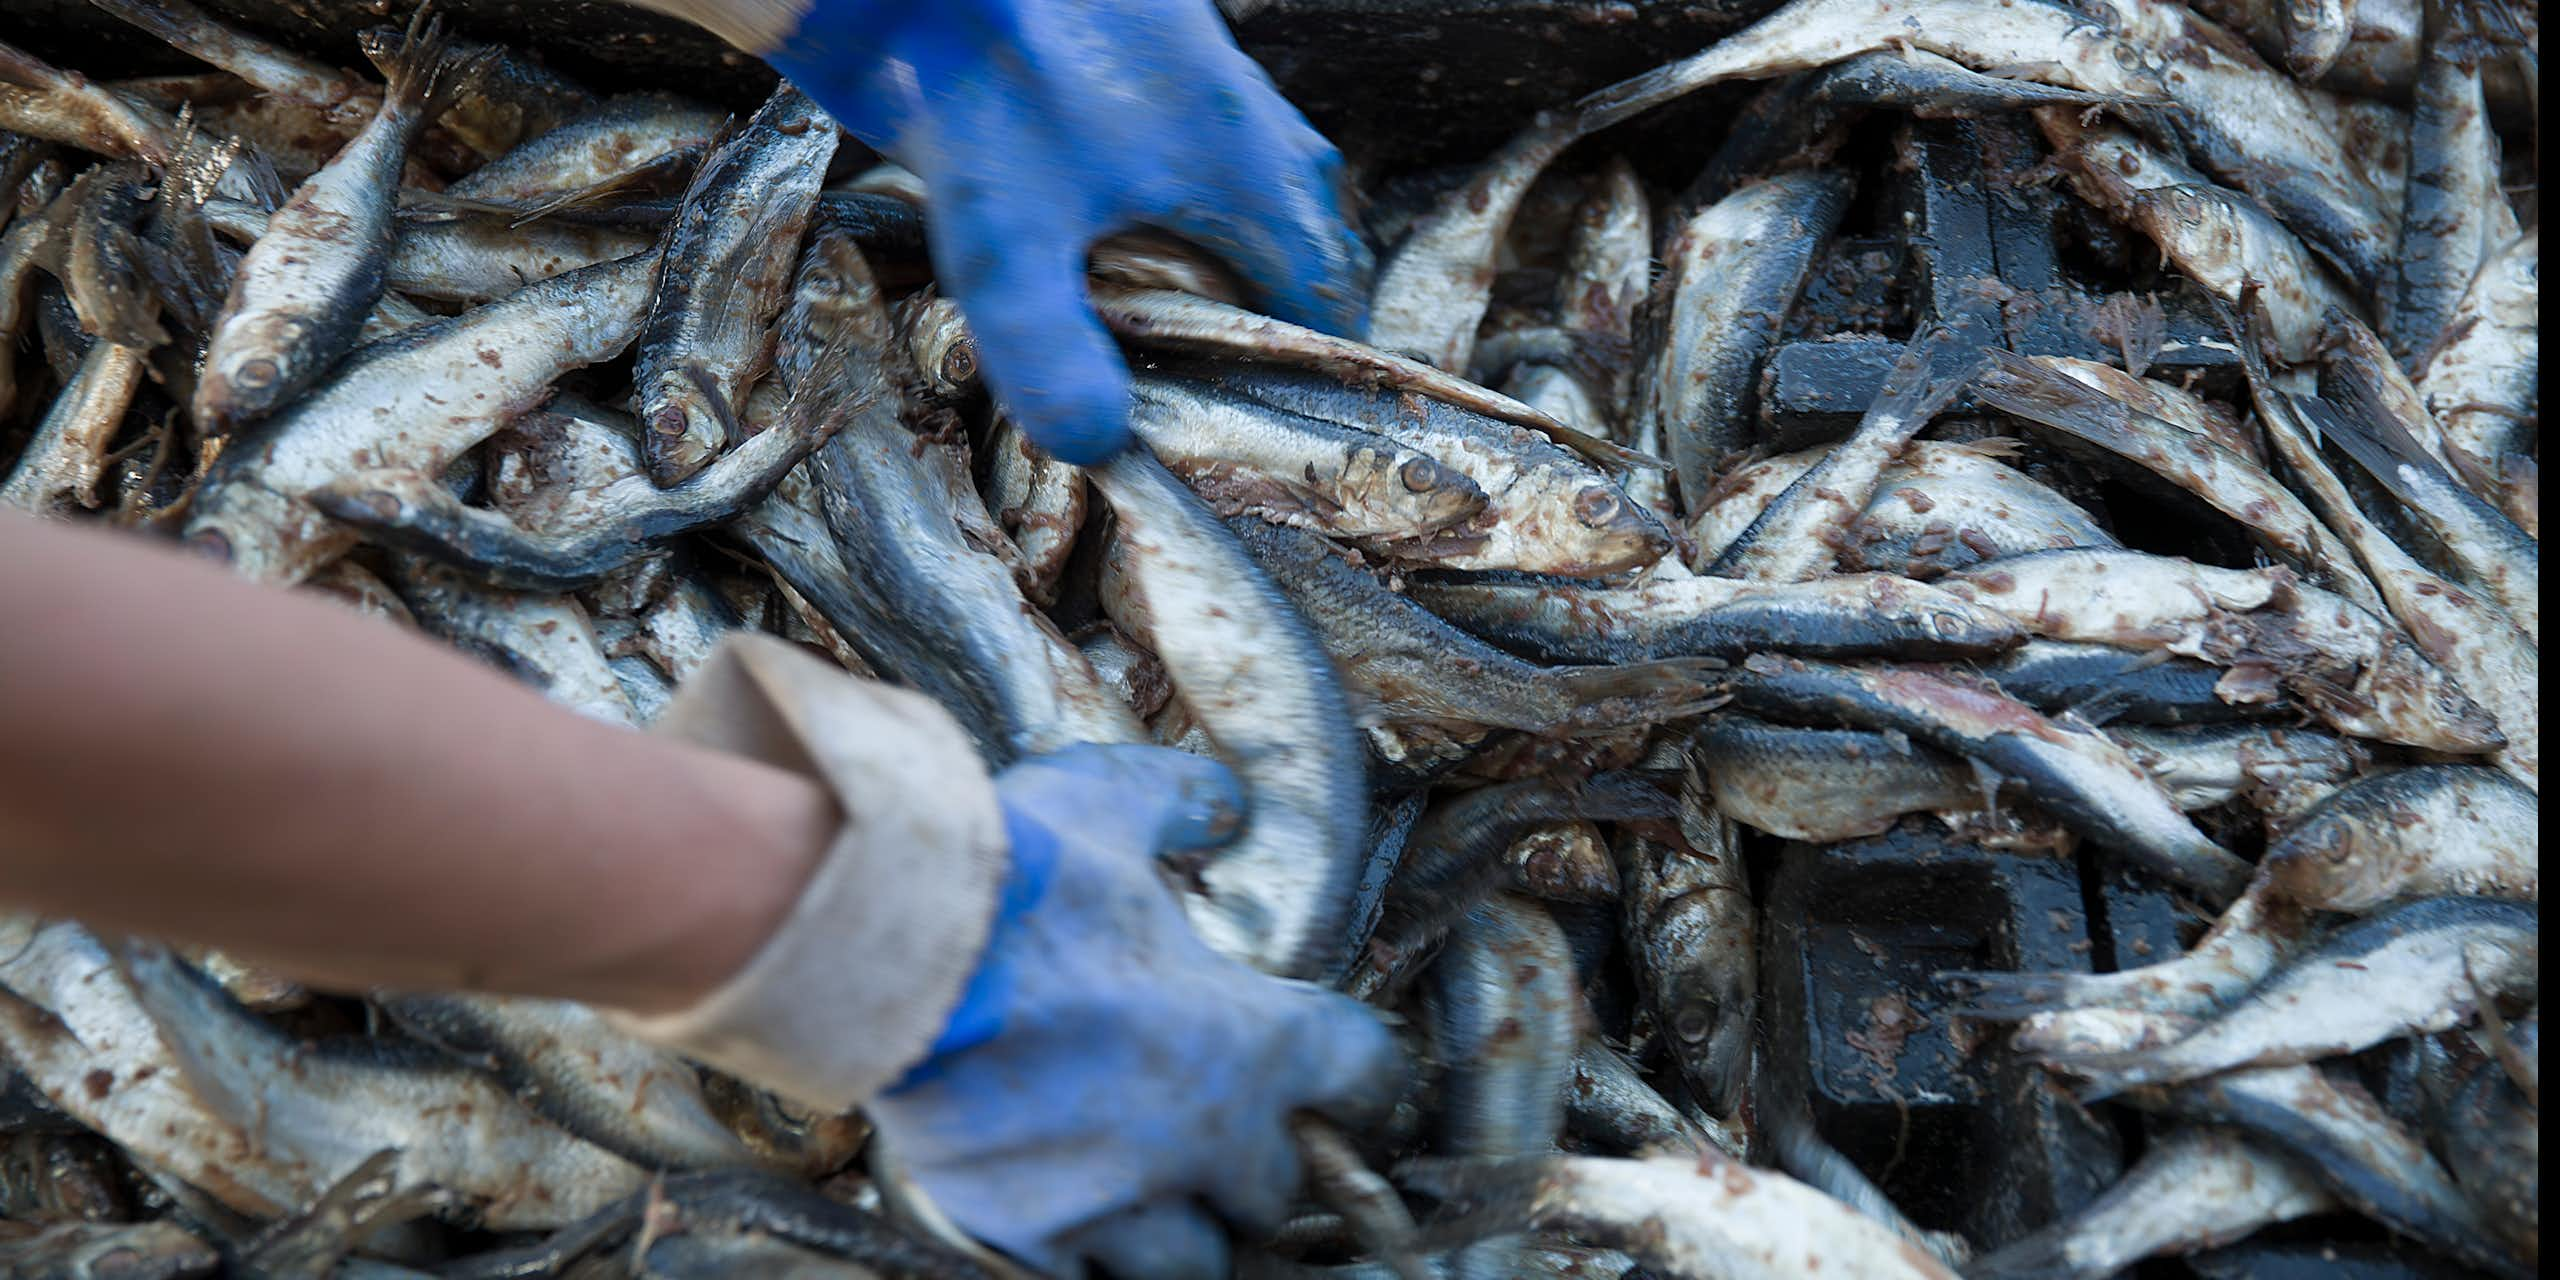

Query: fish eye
[941,340,978,389]
[1673,1001,1714,1044]
[1572,486,1623,528]
[233,358,279,389]
[1925,611,1971,641]
[185,528,233,564]
[1399,456,1452,493]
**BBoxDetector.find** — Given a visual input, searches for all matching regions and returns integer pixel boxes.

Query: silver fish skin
[2431,1017,2537,1264]
[1615,816,1756,1119]
[1690,439,2024,565]
[2047,897,2537,1100]
[2087,1041,2526,1277]
[1370,0,2157,373]
[1091,447,1368,979]
[0,331,145,514]
[2077,0,2401,291]
[1406,566,2022,667]
[1553,155,1648,381]
[1198,366,1676,576]
[2320,372,2537,643]
[0,187,65,420]
[1125,373,1489,553]
[1430,895,1576,1280]
[307,384,835,592]
[2042,357,2260,459]
[1939,547,2496,753]
[1692,716,1981,842]
[2105,723,2368,821]
[87,0,372,123]
[0,919,326,1218]
[1944,764,2539,1020]
[772,230,1136,765]
[0,37,194,174]
[1566,1038,1743,1159]
[633,84,836,484]
[1684,47,2131,215]
[182,249,660,586]
[193,15,466,435]
[1401,1151,1963,1280]
[109,940,644,1231]
[375,993,755,1173]
[1358,774,1675,999]
[1229,518,1721,739]
[1965,1128,2336,1279]
[1843,447,2118,580]
[2035,112,2358,364]
[1631,169,1852,507]
[446,92,725,201]
[1706,326,1979,581]
[1974,638,2271,726]
[388,554,638,727]
[2258,367,2537,788]
[980,415,1084,608]
[1973,349,2380,608]
[2417,229,2536,534]
[1726,655,2254,902]
[200,196,658,303]
[0,1219,219,1280]
[2387,0,2523,368]
[1094,284,1624,463]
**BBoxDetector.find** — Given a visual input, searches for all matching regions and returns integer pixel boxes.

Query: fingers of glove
[1200,1117,1303,1238]
[1273,986,1407,1129]
[1144,65,1370,337]
[927,175,1133,466]
[998,744,1246,859]
[1063,1199,1232,1280]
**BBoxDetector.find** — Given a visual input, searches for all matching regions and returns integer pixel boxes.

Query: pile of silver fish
[0,0,2539,1276]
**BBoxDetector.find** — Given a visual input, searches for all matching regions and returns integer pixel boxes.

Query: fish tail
[363,6,458,116]
[1567,770,1678,822]
[1553,656,1729,727]
[2317,377,2468,518]
[1932,968,2096,1018]
[1959,1225,2081,1280]
[1393,1155,1554,1251]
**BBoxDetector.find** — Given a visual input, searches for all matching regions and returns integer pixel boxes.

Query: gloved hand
[763,0,1372,464]
[866,744,1403,1278]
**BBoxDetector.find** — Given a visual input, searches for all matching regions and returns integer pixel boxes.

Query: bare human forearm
[0,511,836,1013]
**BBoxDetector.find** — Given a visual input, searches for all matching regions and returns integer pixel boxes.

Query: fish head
[181,479,341,587]
[1546,478,1676,575]
[2259,812,2386,912]
[193,313,323,433]
[1342,445,1488,536]
[1868,576,2029,658]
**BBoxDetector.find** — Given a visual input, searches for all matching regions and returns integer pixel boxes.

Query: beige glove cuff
[606,633,1007,1114]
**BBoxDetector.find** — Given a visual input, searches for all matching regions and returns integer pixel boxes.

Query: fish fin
[2317,376,2480,526]
[1392,1154,1558,1250]
[101,938,274,1134]
[507,148,705,228]
[360,7,466,117]
[1931,969,2091,1019]
[1961,1223,2083,1280]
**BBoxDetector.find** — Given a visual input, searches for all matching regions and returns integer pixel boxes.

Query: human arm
[0,508,834,1014]
[619,0,1370,464]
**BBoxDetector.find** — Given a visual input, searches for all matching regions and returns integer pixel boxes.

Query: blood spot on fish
[82,1070,112,1100]
[477,348,504,369]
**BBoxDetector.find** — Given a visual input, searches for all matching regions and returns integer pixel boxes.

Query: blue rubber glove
[764,0,1372,465]
[866,744,1403,1279]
